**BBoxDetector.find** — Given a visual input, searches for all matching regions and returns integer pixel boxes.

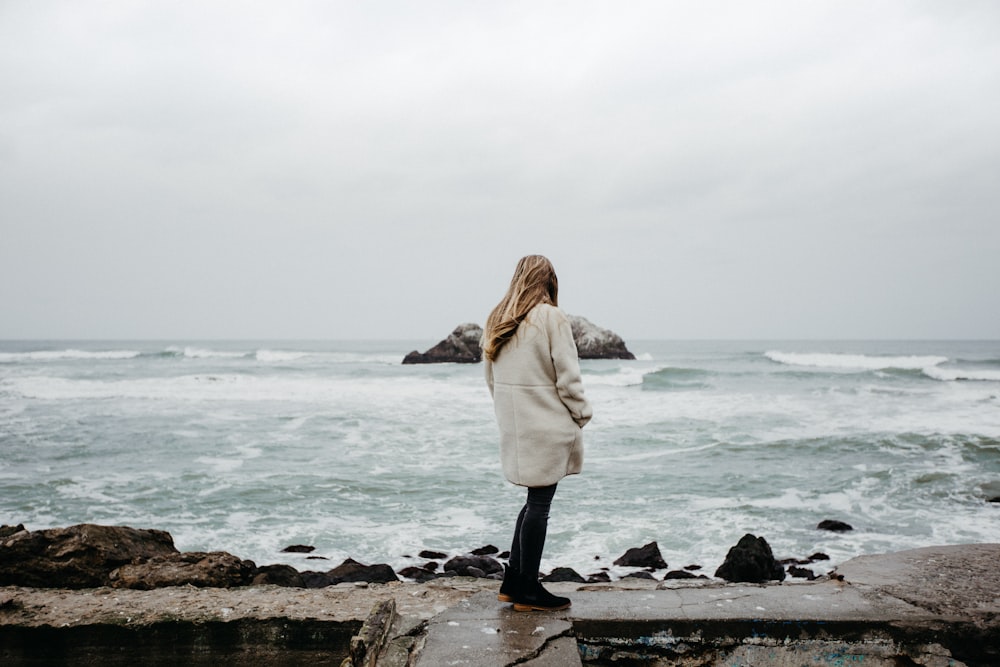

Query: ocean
[2,339,999,580]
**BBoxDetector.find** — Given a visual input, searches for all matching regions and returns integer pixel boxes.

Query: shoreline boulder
[613,542,667,569]
[0,524,178,589]
[715,534,786,583]
[109,551,257,590]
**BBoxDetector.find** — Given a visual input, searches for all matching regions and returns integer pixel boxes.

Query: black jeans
[508,483,558,579]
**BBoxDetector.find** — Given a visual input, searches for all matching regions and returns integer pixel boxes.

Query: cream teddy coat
[484,303,593,487]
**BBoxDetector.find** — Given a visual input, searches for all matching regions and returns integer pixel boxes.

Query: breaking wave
[0,349,141,363]
[765,351,948,371]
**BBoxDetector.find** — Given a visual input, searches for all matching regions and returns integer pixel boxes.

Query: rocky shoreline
[3,540,998,666]
[1,522,850,592]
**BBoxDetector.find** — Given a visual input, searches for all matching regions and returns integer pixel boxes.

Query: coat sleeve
[548,307,593,428]
[484,356,494,398]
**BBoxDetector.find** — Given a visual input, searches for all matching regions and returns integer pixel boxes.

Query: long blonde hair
[483,255,559,361]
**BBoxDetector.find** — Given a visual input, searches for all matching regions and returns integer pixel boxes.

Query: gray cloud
[1,1,998,339]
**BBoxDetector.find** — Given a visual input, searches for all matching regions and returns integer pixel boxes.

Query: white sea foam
[922,366,1000,382]
[582,366,651,387]
[6,339,1000,580]
[0,349,141,362]
[177,346,246,359]
[5,373,492,412]
[254,349,310,363]
[765,351,948,370]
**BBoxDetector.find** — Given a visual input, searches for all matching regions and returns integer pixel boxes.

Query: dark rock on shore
[541,567,586,583]
[443,555,502,578]
[787,565,819,580]
[715,534,786,583]
[299,570,336,588]
[398,566,438,583]
[663,570,700,579]
[0,524,26,539]
[807,552,830,562]
[327,558,399,585]
[613,542,667,569]
[403,324,483,364]
[568,315,636,360]
[586,572,611,583]
[817,519,854,532]
[419,550,448,560]
[623,571,656,580]
[0,524,178,589]
[109,551,257,590]
[252,564,305,587]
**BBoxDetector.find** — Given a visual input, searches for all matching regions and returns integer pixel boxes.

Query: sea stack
[403,317,635,363]
[402,324,484,364]
[568,315,635,360]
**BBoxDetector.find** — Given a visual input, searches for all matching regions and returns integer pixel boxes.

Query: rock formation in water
[567,315,636,360]
[613,541,668,569]
[402,323,484,364]
[402,316,635,363]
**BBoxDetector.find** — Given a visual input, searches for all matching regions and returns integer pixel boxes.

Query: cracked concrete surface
[412,545,1000,666]
[3,545,999,665]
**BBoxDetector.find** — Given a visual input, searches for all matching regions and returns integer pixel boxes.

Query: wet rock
[663,570,699,579]
[443,555,502,577]
[418,550,448,560]
[0,523,178,589]
[471,545,499,556]
[586,572,611,583]
[568,315,636,360]
[398,566,438,583]
[541,567,586,583]
[421,561,439,572]
[0,524,26,539]
[808,552,830,562]
[988,496,1000,503]
[280,544,315,553]
[252,564,305,587]
[788,565,819,580]
[623,571,656,580]
[613,541,668,569]
[109,551,257,589]
[714,534,786,583]
[684,564,702,571]
[403,324,483,364]
[780,557,812,566]
[326,558,399,585]
[499,550,510,559]
[300,570,336,588]
[817,519,854,532]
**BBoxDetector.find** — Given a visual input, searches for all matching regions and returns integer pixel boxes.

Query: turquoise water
[2,339,999,578]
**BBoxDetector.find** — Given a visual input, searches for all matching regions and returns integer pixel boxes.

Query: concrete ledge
[2,545,998,666]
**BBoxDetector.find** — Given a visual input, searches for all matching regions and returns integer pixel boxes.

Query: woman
[483,255,593,612]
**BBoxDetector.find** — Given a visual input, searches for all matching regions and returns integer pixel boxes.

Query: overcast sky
[2,1,998,340]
